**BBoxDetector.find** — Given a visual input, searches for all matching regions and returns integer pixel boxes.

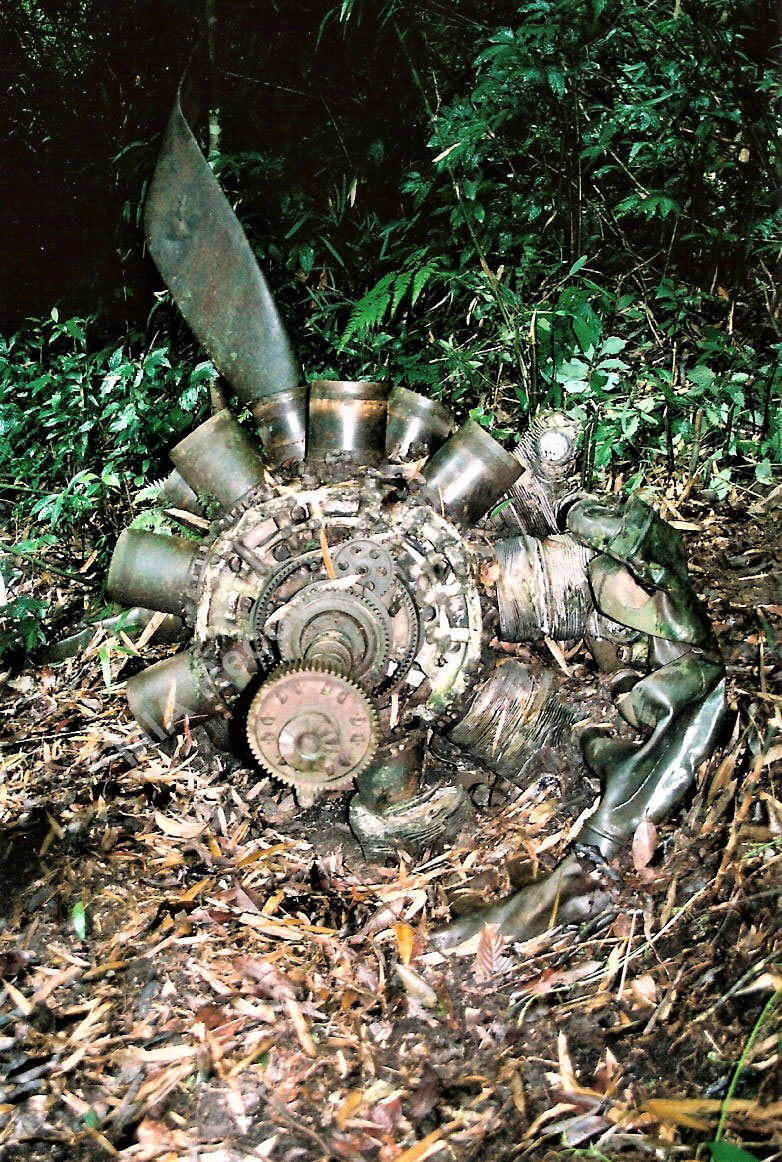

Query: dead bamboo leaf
[394,922,416,966]
[392,1129,444,1162]
[284,996,317,1057]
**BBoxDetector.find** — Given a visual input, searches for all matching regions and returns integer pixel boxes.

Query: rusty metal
[385,386,454,460]
[493,411,581,537]
[306,380,389,461]
[107,529,198,616]
[126,649,223,739]
[250,386,307,466]
[421,419,523,528]
[448,660,575,779]
[170,410,266,510]
[158,469,205,516]
[495,533,600,640]
[245,663,378,795]
[274,585,392,687]
[45,607,185,663]
[144,80,302,406]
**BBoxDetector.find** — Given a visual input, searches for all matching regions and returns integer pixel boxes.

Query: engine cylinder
[126,650,222,739]
[250,385,307,465]
[385,386,454,460]
[495,534,597,640]
[108,529,198,616]
[307,380,389,461]
[421,419,522,528]
[170,410,266,509]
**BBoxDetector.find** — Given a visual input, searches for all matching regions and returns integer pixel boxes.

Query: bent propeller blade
[145,78,302,405]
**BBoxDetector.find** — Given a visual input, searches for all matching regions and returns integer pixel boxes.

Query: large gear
[274,583,392,687]
[245,663,379,794]
[332,538,396,595]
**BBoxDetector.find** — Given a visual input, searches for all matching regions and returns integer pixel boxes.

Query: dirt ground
[1,492,781,1162]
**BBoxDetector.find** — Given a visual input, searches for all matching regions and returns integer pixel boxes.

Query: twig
[0,545,99,588]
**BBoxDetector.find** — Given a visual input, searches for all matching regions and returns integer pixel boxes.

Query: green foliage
[707,1144,760,1162]
[0,594,49,657]
[0,311,211,546]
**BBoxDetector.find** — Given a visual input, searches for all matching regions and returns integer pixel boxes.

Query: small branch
[0,545,99,588]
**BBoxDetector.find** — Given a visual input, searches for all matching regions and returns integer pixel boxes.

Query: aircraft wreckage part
[245,663,379,795]
[385,386,454,461]
[431,851,612,950]
[580,660,727,856]
[126,649,223,740]
[495,533,600,641]
[306,380,389,462]
[45,607,185,662]
[250,385,308,466]
[567,495,716,648]
[421,419,523,528]
[107,530,199,616]
[158,469,205,516]
[493,411,582,538]
[144,80,302,405]
[170,410,266,509]
[350,780,470,862]
[448,660,576,780]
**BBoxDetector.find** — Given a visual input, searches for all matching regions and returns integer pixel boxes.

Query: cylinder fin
[385,387,454,460]
[126,650,223,740]
[171,411,266,510]
[421,420,522,528]
[448,660,575,780]
[307,380,389,462]
[496,534,598,641]
[108,529,199,616]
[144,79,302,404]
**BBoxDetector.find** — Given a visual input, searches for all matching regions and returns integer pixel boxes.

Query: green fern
[338,255,438,350]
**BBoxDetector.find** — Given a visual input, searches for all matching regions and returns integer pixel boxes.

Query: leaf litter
[0,496,781,1161]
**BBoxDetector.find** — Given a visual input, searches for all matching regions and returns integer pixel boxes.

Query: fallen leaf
[632,815,658,870]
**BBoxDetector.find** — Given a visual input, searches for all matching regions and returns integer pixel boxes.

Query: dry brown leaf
[394,922,415,966]
[473,923,511,982]
[392,1129,444,1162]
[632,815,658,870]
[284,996,317,1057]
[153,810,205,840]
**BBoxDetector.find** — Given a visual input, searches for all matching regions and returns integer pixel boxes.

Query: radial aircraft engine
[106,84,727,945]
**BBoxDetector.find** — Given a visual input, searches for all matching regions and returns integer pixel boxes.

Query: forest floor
[0,490,781,1162]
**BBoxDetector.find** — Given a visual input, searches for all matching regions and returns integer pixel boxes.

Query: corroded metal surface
[144,80,302,406]
[107,529,198,617]
[385,386,454,461]
[171,410,266,510]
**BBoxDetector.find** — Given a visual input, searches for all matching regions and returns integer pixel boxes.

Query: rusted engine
[102,83,727,944]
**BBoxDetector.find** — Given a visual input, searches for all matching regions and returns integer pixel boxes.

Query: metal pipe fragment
[46,607,185,662]
[306,380,389,462]
[420,420,522,528]
[126,649,222,739]
[170,410,266,509]
[495,534,598,640]
[385,387,454,460]
[107,529,199,616]
[250,386,307,465]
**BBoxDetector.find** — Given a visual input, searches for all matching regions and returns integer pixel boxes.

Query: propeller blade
[145,78,302,406]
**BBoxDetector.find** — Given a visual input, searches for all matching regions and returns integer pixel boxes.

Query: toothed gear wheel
[246,663,379,793]
[275,585,392,688]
